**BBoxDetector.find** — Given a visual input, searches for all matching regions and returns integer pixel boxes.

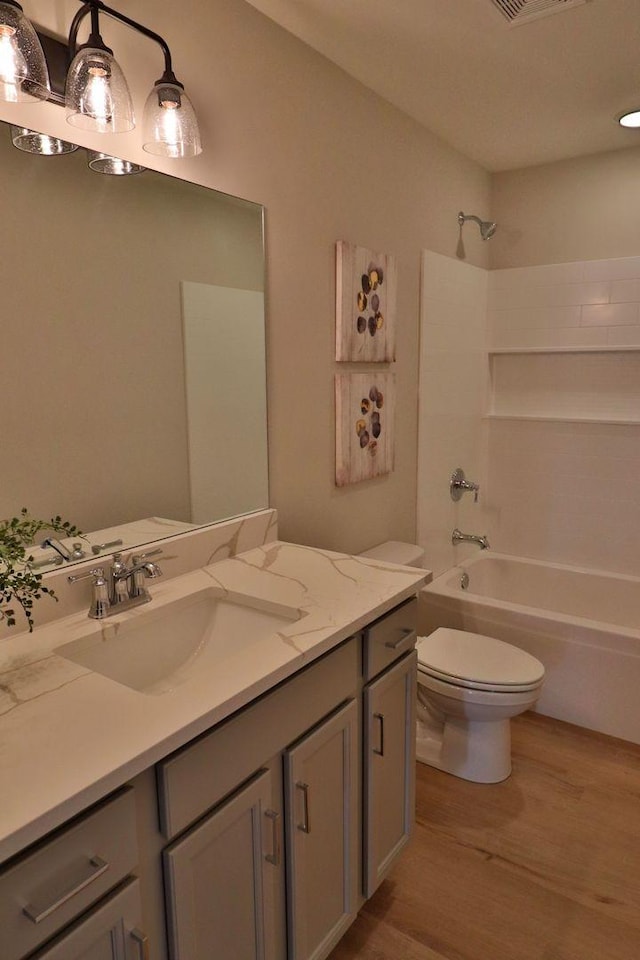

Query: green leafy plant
[0,509,82,632]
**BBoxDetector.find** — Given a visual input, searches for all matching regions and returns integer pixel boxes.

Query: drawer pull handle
[22,855,109,924]
[264,809,281,866]
[384,627,414,650]
[373,712,385,757]
[131,928,151,960]
[296,782,310,834]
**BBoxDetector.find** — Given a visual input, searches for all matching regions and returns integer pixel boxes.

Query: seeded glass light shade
[87,150,145,175]
[0,1,49,102]
[142,81,201,158]
[11,125,78,154]
[66,47,134,133]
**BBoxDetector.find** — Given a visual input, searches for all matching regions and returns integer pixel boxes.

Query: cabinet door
[284,699,359,960]
[163,767,285,960]
[363,651,417,897]
[32,879,145,960]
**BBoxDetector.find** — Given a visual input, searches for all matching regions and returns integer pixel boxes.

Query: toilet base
[416,714,512,784]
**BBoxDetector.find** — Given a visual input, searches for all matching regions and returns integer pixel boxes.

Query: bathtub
[420,552,640,745]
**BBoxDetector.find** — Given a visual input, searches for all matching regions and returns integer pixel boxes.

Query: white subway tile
[488,305,581,333]
[582,256,640,282]
[488,280,610,310]
[489,262,585,290]
[606,325,640,347]
[580,303,640,326]
[610,279,640,303]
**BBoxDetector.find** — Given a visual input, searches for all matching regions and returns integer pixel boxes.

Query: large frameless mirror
[0,123,268,567]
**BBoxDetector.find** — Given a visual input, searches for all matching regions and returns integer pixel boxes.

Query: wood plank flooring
[330,712,640,960]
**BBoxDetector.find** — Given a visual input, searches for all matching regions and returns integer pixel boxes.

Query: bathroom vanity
[0,526,426,960]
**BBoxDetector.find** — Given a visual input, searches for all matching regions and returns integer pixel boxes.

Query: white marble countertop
[0,541,426,863]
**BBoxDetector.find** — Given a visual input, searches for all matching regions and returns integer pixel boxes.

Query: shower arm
[458,212,483,228]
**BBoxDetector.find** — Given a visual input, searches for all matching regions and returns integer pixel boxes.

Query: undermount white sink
[55,589,300,695]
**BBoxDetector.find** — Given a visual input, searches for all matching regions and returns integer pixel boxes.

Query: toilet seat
[416,628,544,694]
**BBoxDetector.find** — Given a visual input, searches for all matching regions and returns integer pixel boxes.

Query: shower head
[457,211,497,241]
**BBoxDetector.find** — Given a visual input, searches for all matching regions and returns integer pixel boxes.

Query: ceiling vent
[490,0,588,26]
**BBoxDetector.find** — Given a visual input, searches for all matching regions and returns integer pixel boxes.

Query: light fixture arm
[69,0,182,87]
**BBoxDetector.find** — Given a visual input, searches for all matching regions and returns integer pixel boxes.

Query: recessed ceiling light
[618,109,640,128]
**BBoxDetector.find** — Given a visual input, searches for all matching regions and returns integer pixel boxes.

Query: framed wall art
[335,372,395,486]
[335,240,397,362]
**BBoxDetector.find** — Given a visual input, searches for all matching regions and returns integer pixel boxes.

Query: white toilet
[416,628,544,783]
[359,541,545,784]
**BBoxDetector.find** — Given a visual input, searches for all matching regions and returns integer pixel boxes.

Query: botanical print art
[335,373,395,486]
[335,240,397,362]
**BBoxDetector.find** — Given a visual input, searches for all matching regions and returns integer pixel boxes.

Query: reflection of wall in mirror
[182,282,268,524]
[0,126,266,533]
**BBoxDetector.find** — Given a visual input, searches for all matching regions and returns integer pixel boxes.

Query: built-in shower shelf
[488,349,640,423]
[486,414,640,425]
[489,345,640,355]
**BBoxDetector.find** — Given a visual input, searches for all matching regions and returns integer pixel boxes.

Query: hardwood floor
[330,712,640,960]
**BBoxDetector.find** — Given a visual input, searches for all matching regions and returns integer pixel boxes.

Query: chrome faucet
[40,538,86,563]
[41,536,73,562]
[69,549,163,619]
[110,550,163,605]
[452,528,490,550]
[450,468,480,502]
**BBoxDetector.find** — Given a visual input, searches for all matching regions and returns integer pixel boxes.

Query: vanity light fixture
[0,0,49,102]
[10,124,78,153]
[67,0,201,156]
[66,2,134,133]
[86,149,145,174]
[0,0,202,158]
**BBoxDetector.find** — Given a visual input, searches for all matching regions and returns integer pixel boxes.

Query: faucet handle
[131,548,163,563]
[68,567,106,584]
[67,567,110,619]
[450,467,480,503]
[91,538,124,556]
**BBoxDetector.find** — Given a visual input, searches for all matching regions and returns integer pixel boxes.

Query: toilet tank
[359,540,425,568]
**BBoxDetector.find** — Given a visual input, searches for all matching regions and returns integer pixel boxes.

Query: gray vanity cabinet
[363,651,417,897]
[1,595,419,960]
[156,637,361,960]
[29,879,144,960]
[284,699,359,960]
[163,767,284,960]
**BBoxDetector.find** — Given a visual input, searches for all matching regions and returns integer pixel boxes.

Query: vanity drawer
[157,636,360,840]
[0,787,138,960]
[363,597,417,682]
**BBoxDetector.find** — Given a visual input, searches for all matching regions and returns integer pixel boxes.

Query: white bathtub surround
[421,552,640,745]
[0,539,426,862]
[419,251,640,578]
[418,252,490,577]
[488,255,640,352]
[486,255,640,575]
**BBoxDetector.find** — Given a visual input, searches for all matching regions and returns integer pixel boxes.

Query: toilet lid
[416,628,544,692]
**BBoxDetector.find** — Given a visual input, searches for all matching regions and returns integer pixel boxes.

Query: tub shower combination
[422,553,640,745]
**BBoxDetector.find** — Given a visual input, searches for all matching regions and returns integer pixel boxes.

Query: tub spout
[452,528,490,550]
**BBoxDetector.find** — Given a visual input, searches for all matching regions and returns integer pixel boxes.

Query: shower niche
[488,348,640,424]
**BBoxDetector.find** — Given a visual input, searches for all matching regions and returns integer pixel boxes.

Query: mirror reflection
[0,123,268,567]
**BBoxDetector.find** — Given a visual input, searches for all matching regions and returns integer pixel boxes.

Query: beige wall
[0,0,490,555]
[490,145,640,269]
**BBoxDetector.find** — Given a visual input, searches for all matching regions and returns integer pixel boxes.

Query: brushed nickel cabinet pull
[373,712,385,757]
[264,809,281,865]
[22,855,109,924]
[296,782,310,834]
[131,928,150,960]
